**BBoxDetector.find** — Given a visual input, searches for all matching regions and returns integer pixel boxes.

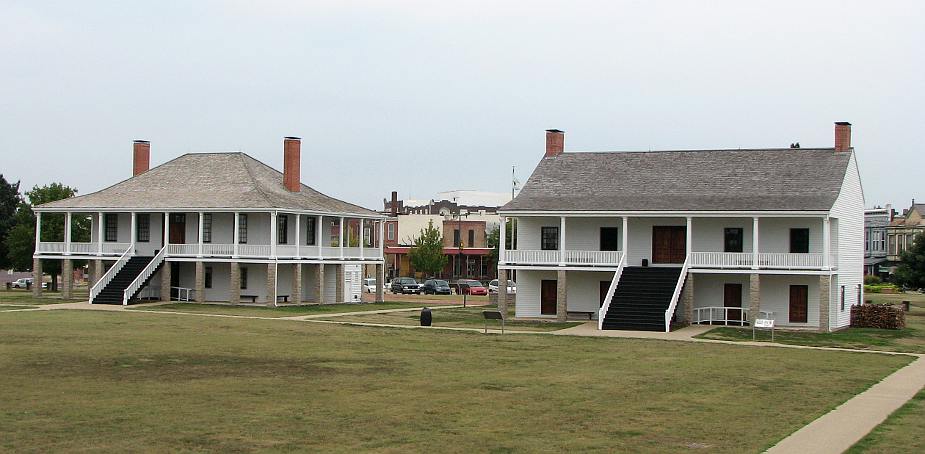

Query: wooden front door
[541,280,557,315]
[169,213,186,244]
[652,226,686,264]
[789,285,808,323]
[724,283,743,323]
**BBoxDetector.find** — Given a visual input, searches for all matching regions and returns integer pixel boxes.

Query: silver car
[488,279,516,294]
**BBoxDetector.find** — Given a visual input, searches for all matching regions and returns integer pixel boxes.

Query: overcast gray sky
[2,1,922,211]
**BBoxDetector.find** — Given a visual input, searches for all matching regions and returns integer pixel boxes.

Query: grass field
[0,309,911,452]
[130,301,437,318]
[321,305,583,332]
[847,386,925,453]
[0,288,89,305]
[363,291,491,304]
[697,292,925,354]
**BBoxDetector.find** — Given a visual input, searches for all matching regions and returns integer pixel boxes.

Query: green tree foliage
[895,232,925,290]
[0,175,23,269]
[4,183,88,290]
[487,219,514,266]
[408,220,447,277]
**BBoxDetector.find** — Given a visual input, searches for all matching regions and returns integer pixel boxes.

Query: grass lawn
[0,288,89,305]
[696,292,925,354]
[847,386,925,453]
[0,310,912,452]
[130,301,435,318]
[322,304,583,332]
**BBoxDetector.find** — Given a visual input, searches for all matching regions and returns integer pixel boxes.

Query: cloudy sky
[1,0,922,211]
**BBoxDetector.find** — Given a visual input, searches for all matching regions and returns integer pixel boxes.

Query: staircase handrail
[598,252,627,330]
[663,255,691,332]
[122,247,167,306]
[89,243,134,303]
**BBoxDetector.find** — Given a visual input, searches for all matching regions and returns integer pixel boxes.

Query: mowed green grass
[323,305,582,332]
[698,292,925,354]
[848,386,925,453]
[0,310,911,452]
[130,301,432,318]
[0,288,89,305]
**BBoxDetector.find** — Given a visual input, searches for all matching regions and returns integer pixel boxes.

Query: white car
[11,278,47,289]
[362,278,377,293]
[488,279,516,294]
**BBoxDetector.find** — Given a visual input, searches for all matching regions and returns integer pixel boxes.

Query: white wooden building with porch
[32,137,386,306]
[497,123,863,332]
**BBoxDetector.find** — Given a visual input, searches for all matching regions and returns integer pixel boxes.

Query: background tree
[0,175,23,269]
[4,183,87,291]
[487,220,514,266]
[408,220,447,278]
[895,232,925,290]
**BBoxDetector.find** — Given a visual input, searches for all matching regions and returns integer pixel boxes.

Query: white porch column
[270,211,278,259]
[822,216,831,270]
[339,216,345,259]
[559,216,566,266]
[64,212,72,255]
[130,212,137,247]
[499,216,507,264]
[378,219,385,259]
[35,211,42,252]
[685,216,692,258]
[197,211,204,257]
[98,212,104,255]
[622,216,629,258]
[316,215,323,258]
[359,218,365,259]
[752,217,760,270]
[295,214,301,258]
[232,212,240,258]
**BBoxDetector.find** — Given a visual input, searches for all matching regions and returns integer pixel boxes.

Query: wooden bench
[277,295,289,303]
[240,295,258,303]
[567,311,596,320]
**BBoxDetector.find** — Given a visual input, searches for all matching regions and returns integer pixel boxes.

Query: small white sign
[754,319,775,328]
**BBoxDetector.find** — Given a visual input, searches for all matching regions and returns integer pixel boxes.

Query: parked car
[391,277,423,294]
[488,279,517,295]
[362,278,377,293]
[421,279,452,295]
[457,279,488,296]
[11,278,46,289]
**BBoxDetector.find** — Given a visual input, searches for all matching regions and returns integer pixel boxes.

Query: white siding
[323,264,337,304]
[566,270,614,315]
[690,218,753,253]
[759,274,820,328]
[758,218,823,253]
[626,217,686,266]
[691,273,750,308]
[203,262,231,302]
[277,263,293,300]
[515,217,557,250]
[830,152,865,330]
[515,269,557,318]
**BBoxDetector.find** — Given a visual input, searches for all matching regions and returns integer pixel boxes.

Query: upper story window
[202,214,212,243]
[306,217,316,246]
[541,227,559,251]
[724,228,743,253]
[387,223,395,241]
[790,228,809,253]
[238,214,248,244]
[364,226,372,247]
[136,214,150,242]
[453,229,461,247]
[104,213,118,242]
[468,229,475,247]
[278,215,288,244]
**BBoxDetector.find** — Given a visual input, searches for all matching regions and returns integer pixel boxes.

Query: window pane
[541,227,559,251]
[306,217,316,245]
[202,214,212,243]
[278,215,288,244]
[790,229,809,253]
[105,214,118,242]
[724,228,743,253]
[137,214,150,242]
[238,214,248,244]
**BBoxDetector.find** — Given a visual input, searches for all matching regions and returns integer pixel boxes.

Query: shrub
[864,275,882,285]
[851,304,905,329]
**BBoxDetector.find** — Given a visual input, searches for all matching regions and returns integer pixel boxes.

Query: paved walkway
[6,301,925,451]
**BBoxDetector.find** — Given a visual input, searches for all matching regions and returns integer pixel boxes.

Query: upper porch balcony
[499,214,841,271]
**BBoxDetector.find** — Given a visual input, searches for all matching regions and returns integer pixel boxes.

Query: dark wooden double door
[541,280,557,315]
[652,226,686,264]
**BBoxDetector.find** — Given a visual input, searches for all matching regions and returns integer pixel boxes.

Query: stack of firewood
[850,304,906,330]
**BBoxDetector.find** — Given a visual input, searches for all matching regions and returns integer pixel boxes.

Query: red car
[457,280,488,296]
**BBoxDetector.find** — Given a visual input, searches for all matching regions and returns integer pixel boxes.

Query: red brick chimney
[545,129,564,158]
[834,122,852,152]
[390,191,398,216]
[283,136,301,192]
[132,140,150,176]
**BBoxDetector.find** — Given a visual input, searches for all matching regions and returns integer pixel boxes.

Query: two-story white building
[32,137,386,306]
[497,123,864,332]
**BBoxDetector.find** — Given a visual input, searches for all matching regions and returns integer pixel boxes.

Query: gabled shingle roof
[502,148,852,212]
[38,152,378,215]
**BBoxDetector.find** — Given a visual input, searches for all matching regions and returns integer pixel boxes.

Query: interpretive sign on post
[483,310,505,334]
[753,318,775,341]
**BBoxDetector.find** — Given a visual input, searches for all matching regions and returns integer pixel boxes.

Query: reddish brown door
[169,213,186,244]
[724,283,743,323]
[541,280,557,315]
[789,285,808,323]
[652,226,686,264]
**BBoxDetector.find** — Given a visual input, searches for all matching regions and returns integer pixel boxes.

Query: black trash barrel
[420,307,432,326]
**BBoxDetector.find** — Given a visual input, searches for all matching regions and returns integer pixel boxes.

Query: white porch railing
[505,250,561,265]
[321,247,341,258]
[172,286,193,302]
[598,253,627,329]
[202,243,235,256]
[69,242,97,254]
[565,250,623,266]
[276,245,298,258]
[343,247,362,258]
[757,253,824,269]
[167,244,198,256]
[362,247,381,259]
[101,242,131,255]
[122,247,166,305]
[90,244,133,304]
[664,255,691,332]
[692,307,774,326]
[237,244,271,257]
[37,242,66,253]
[299,245,322,257]
[689,252,753,269]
